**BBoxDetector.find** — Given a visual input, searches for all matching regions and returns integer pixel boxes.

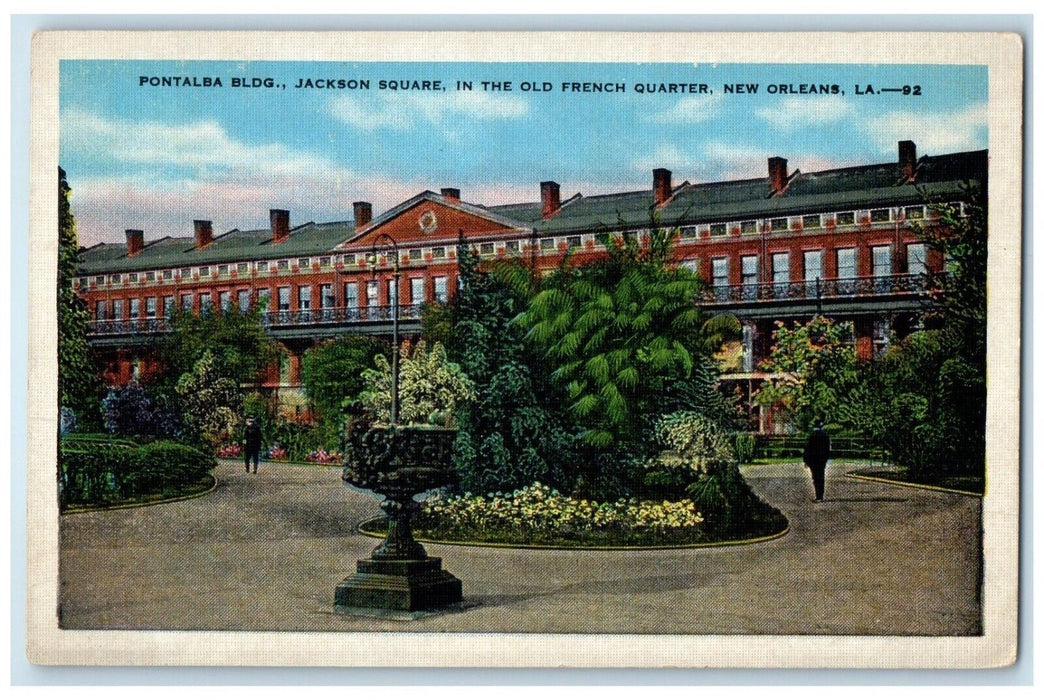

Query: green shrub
[733,433,756,464]
[59,438,215,508]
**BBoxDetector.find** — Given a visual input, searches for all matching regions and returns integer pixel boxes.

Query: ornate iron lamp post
[335,232,463,615]
[366,233,401,425]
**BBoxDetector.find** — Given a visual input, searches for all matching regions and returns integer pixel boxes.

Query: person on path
[803,422,831,502]
[243,416,262,474]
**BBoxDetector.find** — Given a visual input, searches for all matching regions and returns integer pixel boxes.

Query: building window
[679,226,697,239]
[145,271,156,282]
[408,248,422,262]
[199,266,210,277]
[180,294,193,312]
[277,260,289,271]
[320,256,331,268]
[740,220,757,234]
[128,273,138,283]
[680,258,699,273]
[871,245,892,277]
[238,262,250,274]
[218,290,232,311]
[770,218,788,232]
[365,280,378,307]
[129,298,141,318]
[540,237,555,251]
[387,279,398,306]
[344,283,359,309]
[163,296,175,316]
[711,257,729,288]
[771,252,790,289]
[431,247,446,259]
[111,273,122,284]
[162,269,173,280]
[905,206,925,220]
[505,241,520,253]
[873,318,891,355]
[710,223,727,237]
[180,268,191,279]
[344,254,357,266]
[94,275,105,285]
[870,208,892,223]
[433,276,449,303]
[277,287,291,311]
[238,289,251,312]
[907,243,928,276]
[836,211,855,226]
[199,293,212,313]
[218,264,229,276]
[298,285,311,310]
[803,214,822,230]
[145,297,157,318]
[298,258,310,268]
[94,300,106,320]
[258,289,271,311]
[410,277,425,304]
[113,299,125,319]
[566,236,582,250]
[803,250,824,282]
[836,248,857,279]
[320,284,335,309]
[741,255,758,299]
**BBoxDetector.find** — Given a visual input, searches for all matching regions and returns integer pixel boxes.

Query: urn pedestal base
[334,557,463,612]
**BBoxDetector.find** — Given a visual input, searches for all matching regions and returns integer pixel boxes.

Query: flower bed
[410,482,712,547]
[216,443,242,458]
[305,448,342,465]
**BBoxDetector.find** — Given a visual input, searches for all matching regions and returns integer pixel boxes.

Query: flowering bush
[414,482,704,545]
[305,448,342,464]
[266,445,287,461]
[216,443,242,458]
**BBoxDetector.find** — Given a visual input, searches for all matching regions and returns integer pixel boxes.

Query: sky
[59,60,988,247]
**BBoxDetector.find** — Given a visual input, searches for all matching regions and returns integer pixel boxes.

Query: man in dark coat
[243,416,262,474]
[803,423,831,502]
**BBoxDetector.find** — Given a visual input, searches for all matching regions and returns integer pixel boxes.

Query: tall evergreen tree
[57,168,99,424]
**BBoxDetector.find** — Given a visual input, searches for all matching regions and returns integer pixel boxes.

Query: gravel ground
[58,459,982,635]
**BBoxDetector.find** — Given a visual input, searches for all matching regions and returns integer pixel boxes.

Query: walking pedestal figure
[335,423,462,613]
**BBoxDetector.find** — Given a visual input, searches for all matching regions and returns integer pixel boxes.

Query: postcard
[27,30,1022,668]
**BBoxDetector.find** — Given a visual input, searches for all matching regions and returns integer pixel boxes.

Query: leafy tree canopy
[301,334,389,421]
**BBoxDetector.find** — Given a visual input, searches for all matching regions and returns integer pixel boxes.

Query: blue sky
[60,60,988,246]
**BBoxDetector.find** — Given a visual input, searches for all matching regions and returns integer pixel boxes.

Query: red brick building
[76,140,985,425]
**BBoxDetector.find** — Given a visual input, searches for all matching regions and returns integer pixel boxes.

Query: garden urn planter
[335,423,462,613]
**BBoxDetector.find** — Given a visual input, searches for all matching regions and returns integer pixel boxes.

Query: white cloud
[631,144,694,174]
[755,95,854,131]
[700,140,851,181]
[645,94,724,124]
[329,91,530,131]
[61,108,337,179]
[865,102,988,155]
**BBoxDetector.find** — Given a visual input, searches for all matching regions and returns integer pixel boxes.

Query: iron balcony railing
[86,304,426,336]
[700,273,941,305]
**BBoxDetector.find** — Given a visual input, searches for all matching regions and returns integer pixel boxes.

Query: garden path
[58,459,981,635]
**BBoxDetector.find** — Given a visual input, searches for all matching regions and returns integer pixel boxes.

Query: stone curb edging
[845,470,983,498]
[356,517,790,551]
[61,476,219,515]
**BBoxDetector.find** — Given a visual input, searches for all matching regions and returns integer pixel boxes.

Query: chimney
[653,168,672,206]
[353,201,372,232]
[270,209,290,244]
[540,181,561,219]
[125,229,144,257]
[193,220,213,249]
[899,140,917,182]
[441,187,460,203]
[768,157,788,194]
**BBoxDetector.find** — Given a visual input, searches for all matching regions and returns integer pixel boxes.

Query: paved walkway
[58,459,982,634]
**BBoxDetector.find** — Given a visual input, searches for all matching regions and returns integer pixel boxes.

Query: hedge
[59,439,215,508]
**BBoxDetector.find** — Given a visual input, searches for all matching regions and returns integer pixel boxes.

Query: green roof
[78,149,986,275]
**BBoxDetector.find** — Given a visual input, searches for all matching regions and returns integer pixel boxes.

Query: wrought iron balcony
[699,273,941,306]
[86,304,426,338]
